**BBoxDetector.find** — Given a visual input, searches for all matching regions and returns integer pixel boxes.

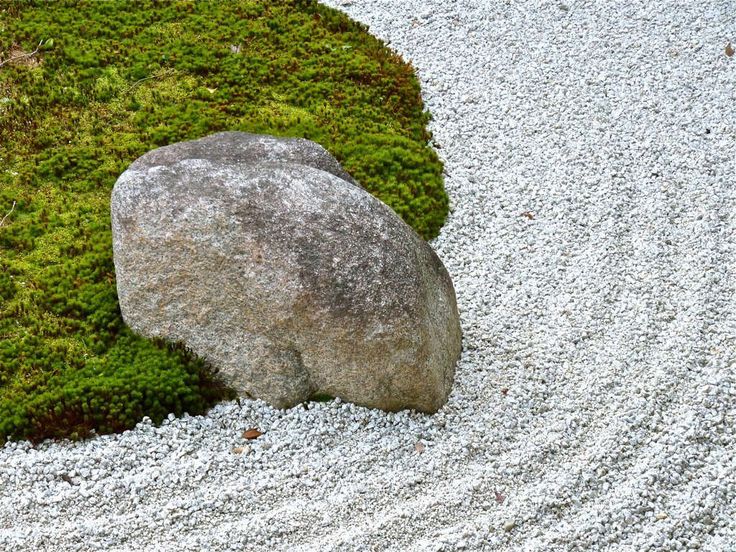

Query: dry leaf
[414,441,426,453]
[242,428,263,440]
[495,490,506,504]
[60,474,73,484]
[521,211,535,220]
[232,446,244,454]
[726,43,734,57]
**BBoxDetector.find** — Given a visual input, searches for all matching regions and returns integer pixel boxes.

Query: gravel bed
[2,1,735,550]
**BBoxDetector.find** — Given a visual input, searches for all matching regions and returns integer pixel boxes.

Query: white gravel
[2,1,736,550]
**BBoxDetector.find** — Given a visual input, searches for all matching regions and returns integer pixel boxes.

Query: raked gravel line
[2,1,736,550]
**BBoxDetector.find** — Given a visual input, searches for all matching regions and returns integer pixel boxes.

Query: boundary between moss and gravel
[0,0,448,444]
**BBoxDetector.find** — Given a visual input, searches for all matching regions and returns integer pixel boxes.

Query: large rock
[111,132,461,413]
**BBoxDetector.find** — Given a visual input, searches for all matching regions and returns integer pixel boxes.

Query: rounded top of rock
[128,131,358,186]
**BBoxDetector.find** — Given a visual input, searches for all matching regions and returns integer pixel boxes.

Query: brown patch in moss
[1,43,43,68]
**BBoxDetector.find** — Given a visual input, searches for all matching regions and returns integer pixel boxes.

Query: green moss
[308,393,336,403]
[0,0,447,444]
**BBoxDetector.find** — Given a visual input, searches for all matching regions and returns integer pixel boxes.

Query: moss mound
[0,0,447,444]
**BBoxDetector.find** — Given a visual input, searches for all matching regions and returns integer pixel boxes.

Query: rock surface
[111,132,461,413]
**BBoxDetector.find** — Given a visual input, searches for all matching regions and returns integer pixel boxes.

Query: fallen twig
[0,41,43,68]
[0,201,16,228]
[123,68,177,95]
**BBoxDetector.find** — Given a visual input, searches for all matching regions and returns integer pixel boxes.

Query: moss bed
[0,0,447,444]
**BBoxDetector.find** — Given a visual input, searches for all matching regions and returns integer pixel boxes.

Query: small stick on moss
[0,41,43,68]
[123,68,177,94]
[0,201,16,228]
